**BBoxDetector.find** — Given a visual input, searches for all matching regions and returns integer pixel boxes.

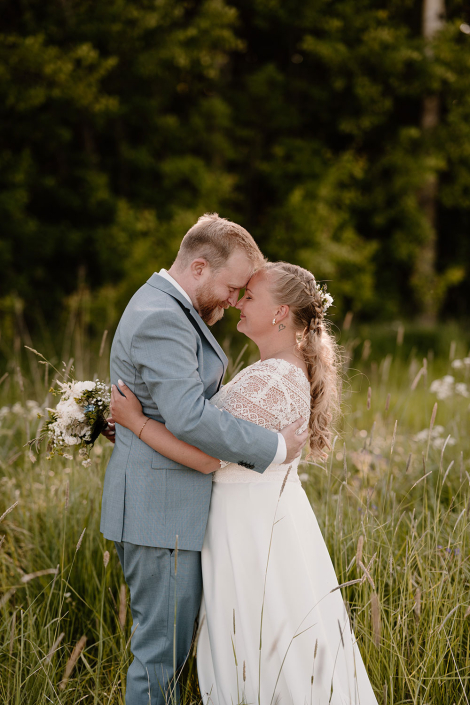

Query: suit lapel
[147,273,228,373]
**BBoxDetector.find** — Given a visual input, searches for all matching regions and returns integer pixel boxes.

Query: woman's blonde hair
[263,262,341,460]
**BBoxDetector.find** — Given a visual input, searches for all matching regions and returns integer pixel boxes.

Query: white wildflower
[413,425,455,450]
[455,383,469,398]
[432,436,456,450]
[72,380,96,394]
[63,453,73,460]
[82,459,92,468]
[451,359,464,369]
[430,376,455,400]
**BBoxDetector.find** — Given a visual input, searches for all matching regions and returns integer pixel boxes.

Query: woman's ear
[275,304,290,323]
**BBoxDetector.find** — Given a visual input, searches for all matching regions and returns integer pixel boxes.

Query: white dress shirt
[157,269,287,465]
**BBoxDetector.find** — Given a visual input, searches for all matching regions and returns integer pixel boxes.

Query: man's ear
[189,258,209,279]
[275,304,290,322]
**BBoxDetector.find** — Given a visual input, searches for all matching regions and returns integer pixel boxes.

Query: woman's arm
[110,381,220,474]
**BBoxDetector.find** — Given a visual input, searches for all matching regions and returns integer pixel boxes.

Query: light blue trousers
[115,542,202,705]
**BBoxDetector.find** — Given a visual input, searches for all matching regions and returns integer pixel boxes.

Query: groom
[100,213,308,704]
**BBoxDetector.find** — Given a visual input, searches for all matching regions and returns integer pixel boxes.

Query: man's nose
[228,291,239,306]
[234,295,244,309]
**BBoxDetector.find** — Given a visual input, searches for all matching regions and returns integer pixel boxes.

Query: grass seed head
[0,501,19,524]
[45,632,65,664]
[119,584,127,629]
[279,465,291,498]
[59,635,87,690]
[371,592,381,646]
[75,528,86,552]
[356,535,364,571]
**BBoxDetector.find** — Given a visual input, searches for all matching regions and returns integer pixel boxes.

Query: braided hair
[263,262,341,459]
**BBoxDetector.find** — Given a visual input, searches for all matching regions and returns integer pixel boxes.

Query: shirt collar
[158,268,193,306]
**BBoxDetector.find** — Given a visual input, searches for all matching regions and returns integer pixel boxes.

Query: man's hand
[101,417,116,444]
[281,418,308,464]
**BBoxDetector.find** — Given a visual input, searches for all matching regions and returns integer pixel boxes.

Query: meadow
[1,319,470,705]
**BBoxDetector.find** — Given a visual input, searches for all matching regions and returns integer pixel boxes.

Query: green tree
[1,0,470,333]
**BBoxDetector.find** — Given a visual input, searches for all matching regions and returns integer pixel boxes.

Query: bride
[110,262,378,705]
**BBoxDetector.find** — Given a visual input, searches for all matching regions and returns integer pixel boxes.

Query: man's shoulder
[126,280,188,318]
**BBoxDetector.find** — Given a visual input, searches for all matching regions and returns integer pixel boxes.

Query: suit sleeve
[130,308,278,473]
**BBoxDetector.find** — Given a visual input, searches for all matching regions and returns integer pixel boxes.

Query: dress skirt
[197,480,379,705]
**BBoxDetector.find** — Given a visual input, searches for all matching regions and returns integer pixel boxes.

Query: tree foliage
[1,0,469,330]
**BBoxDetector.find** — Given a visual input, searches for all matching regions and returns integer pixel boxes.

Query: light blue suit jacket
[100,274,278,551]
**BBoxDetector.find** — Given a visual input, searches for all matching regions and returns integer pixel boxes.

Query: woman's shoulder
[234,357,308,386]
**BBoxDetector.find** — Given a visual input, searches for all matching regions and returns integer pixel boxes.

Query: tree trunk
[412,0,445,324]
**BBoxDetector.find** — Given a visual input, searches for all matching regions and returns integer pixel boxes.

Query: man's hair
[175,213,265,271]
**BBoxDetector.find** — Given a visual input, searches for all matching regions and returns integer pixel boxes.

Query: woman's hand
[101,416,116,444]
[110,380,147,434]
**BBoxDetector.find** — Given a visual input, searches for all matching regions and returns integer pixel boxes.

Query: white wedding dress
[197,358,378,705]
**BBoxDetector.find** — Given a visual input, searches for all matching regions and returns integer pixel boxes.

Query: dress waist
[212,461,301,484]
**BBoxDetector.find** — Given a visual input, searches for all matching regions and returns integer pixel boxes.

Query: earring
[272,318,276,325]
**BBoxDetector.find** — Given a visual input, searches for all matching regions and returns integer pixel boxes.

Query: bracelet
[138,418,150,440]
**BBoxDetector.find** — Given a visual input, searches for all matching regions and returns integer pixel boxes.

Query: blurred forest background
[1,0,470,350]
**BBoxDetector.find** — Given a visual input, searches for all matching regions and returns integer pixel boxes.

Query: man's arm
[130,308,278,472]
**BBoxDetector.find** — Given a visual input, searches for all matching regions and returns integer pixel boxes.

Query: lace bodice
[210,358,310,484]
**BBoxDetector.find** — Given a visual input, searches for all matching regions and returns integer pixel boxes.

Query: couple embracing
[100,214,378,704]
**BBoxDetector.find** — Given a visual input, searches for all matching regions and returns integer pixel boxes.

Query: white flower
[63,453,73,460]
[464,357,470,366]
[24,400,42,420]
[430,376,455,400]
[322,292,334,310]
[451,359,464,369]
[432,436,456,450]
[413,425,444,443]
[455,383,469,398]
[12,402,24,415]
[82,459,92,467]
[413,425,455,449]
[73,381,96,394]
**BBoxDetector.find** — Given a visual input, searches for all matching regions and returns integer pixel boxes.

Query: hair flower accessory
[316,283,334,313]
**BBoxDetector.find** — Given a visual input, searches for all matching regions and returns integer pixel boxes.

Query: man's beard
[195,284,228,326]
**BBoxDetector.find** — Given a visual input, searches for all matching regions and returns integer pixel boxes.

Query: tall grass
[0,316,469,704]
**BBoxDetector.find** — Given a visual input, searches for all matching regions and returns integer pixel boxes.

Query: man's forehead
[223,253,254,287]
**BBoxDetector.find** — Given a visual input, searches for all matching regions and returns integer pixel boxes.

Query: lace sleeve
[217,363,290,432]
[212,359,311,470]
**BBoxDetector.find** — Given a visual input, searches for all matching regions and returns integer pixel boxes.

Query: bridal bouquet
[44,379,111,463]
